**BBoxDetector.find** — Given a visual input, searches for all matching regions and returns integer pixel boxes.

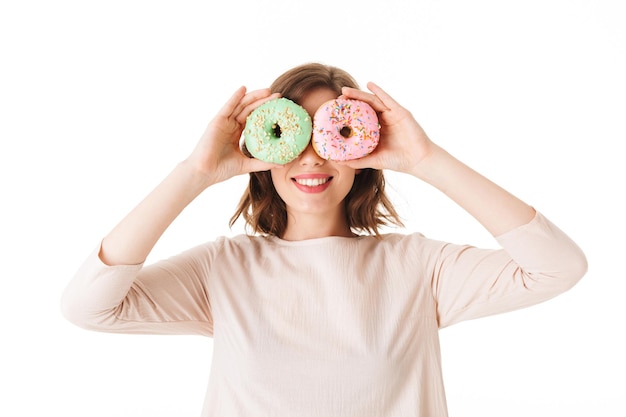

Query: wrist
[406,144,448,182]
[176,159,216,195]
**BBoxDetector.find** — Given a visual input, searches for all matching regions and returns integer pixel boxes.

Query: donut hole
[272,123,282,139]
[340,126,352,138]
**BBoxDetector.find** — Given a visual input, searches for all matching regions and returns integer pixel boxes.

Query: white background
[1,0,624,416]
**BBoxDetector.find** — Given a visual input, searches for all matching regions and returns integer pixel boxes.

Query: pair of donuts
[243,97,379,164]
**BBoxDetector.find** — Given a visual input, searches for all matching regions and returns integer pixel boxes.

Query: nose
[298,142,325,166]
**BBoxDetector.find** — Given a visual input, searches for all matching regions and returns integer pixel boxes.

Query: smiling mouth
[293,177,332,187]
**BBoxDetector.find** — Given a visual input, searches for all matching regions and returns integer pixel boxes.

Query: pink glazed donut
[312,98,380,161]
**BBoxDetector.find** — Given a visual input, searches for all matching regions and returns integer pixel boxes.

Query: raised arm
[61,87,281,334]
[342,83,586,326]
[100,87,281,266]
[341,83,535,237]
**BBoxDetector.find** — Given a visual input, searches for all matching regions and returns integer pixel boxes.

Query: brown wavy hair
[229,62,404,237]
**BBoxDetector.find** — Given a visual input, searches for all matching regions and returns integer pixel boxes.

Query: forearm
[100,159,213,265]
[408,144,536,237]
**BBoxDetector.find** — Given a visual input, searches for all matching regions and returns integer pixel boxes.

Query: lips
[294,177,330,187]
[291,174,333,193]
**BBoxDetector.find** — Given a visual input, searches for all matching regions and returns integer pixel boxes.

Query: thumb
[244,158,284,174]
[336,154,379,171]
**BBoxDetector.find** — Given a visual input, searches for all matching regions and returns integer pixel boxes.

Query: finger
[235,92,281,125]
[366,82,402,110]
[336,154,380,171]
[231,88,275,119]
[243,157,284,173]
[216,86,247,119]
[341,86,390,112]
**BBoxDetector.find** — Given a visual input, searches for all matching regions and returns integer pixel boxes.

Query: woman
[61,62,587,416]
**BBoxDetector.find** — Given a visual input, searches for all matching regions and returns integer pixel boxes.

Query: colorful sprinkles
[243,98,312,164]
[312,99,380,161]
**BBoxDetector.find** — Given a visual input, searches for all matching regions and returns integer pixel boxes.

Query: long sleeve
[430,211,588,328]
[61,241,218,336]
[60,211,587,416]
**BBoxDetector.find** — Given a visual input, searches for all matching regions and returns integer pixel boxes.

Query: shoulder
[203,232,446,257]
[217,234,268,250]
[204,234,274,258]
[371,231,442,250]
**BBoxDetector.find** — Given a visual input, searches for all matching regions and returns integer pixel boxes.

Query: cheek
[270,169,279,184]
[336,172,357,198]
[270,169,290,198]
[341,168,358,187]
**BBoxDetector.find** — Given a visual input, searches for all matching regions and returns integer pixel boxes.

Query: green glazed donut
[243,98,313,164]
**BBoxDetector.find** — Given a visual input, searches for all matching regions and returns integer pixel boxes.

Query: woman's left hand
[340,83,433,175]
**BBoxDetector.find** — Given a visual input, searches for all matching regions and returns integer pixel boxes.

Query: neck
[280,211,355,241]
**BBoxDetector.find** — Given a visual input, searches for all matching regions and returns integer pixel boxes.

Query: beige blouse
[61,211,587,416]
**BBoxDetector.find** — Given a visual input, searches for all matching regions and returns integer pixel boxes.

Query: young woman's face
[270,88,358,221]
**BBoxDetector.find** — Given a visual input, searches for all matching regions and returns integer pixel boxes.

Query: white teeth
[295,177,330,187]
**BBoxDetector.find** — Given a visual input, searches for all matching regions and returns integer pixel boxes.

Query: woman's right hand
[187,87,282,186]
